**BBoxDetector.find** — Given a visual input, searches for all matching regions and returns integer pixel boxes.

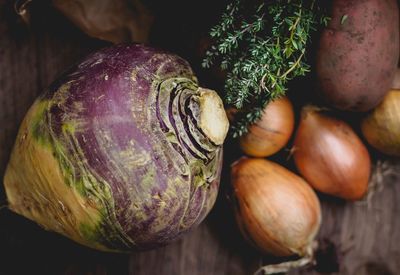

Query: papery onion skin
[231,158,321,257]
[294,106,371,200]
[4,44,228,252]
[239,96,294,157]
[361,90,400,156]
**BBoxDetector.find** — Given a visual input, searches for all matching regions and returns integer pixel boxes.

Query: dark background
[1,1,400,274]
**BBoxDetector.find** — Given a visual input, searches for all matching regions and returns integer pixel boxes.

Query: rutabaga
[4,44,229,252]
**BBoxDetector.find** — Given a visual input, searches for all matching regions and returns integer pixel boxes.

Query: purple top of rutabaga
[40,44,222,250]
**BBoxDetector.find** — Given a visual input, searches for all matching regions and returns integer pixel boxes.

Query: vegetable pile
[4,44,229,251]
[203,0,399,273]
[4,0,400,274]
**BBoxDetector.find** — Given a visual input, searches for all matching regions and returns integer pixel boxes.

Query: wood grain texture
[1,1,400,275]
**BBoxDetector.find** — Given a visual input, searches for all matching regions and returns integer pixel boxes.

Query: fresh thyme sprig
[203,0,328,137]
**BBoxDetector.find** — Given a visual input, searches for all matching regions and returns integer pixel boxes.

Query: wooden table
[1,1,399,274]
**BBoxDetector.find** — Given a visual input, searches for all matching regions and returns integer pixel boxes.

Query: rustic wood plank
[1,1,400,275]
[291,160,400,275]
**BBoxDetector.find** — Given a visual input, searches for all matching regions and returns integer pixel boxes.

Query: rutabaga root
[3,44,228,252]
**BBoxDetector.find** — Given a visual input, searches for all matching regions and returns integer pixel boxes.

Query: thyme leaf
[203,0,328,137]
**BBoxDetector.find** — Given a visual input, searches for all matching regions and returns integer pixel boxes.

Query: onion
[231,158,321,257]
[361,90,400,156]
[239,97,294,157]
[293,106,371,200]
[15,0,154,43]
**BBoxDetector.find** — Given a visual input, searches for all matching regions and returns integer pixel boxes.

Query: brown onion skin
[293,106,371,200]
[239,97,295,157]
[231,158,321,257]
[361,90,400,156]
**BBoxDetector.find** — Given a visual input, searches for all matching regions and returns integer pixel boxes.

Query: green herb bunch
[203,0,328,137]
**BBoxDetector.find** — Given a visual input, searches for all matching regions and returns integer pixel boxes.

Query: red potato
[316,0,399,112]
